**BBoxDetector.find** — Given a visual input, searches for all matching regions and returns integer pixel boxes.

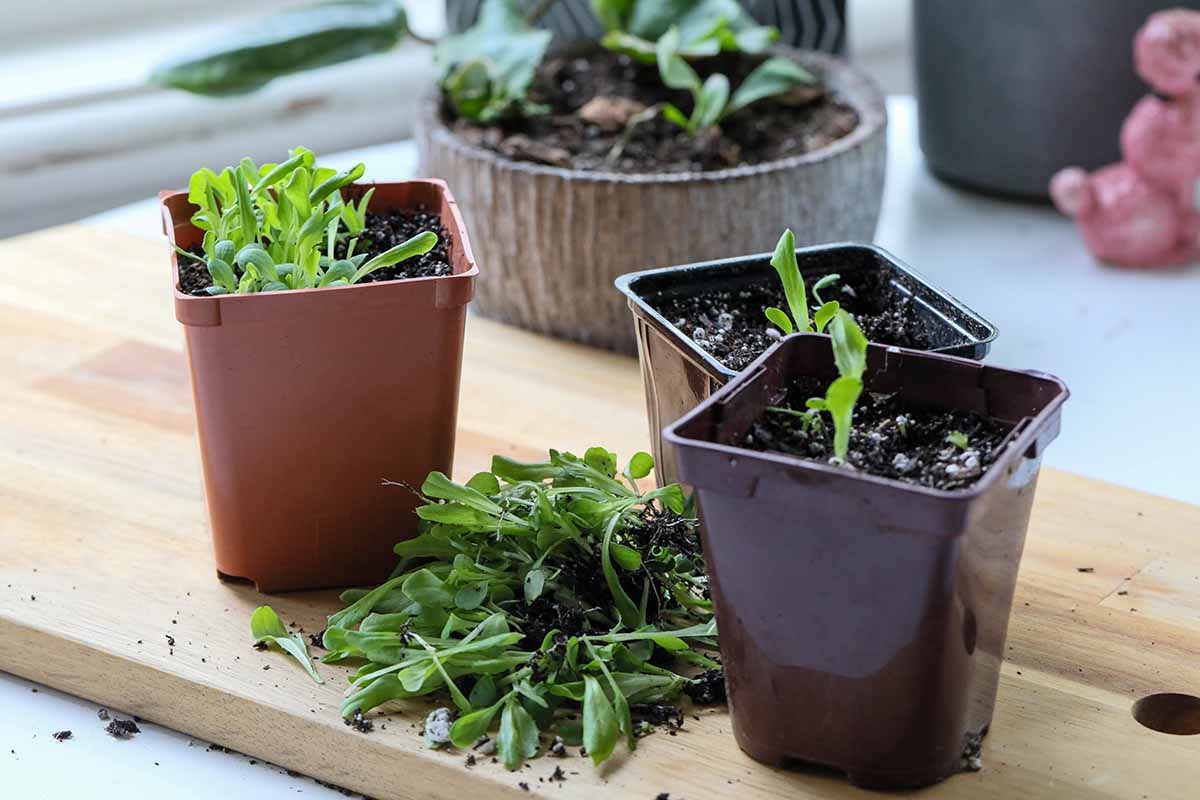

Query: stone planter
[416,49,886,353]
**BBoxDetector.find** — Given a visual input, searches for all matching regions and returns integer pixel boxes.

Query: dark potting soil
[515,507,705,650]
[650,270,940,372]
[744,378,1014,491]
[176,208,451,296]
[445,51,858,174]
[683,669,727,705]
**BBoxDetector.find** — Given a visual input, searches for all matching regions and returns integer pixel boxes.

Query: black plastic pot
[616,243,998,487]
[664,334,1068,789]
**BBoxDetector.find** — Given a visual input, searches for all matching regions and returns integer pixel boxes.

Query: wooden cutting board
[1,224,1199,799]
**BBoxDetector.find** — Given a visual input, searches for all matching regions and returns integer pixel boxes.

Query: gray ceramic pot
[914,0,1200,199]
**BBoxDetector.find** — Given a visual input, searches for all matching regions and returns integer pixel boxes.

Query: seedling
[763,229,842,335]
[769,310,868,461]
[251,605,323,684]
[651,27,814,135]
[317,448,717,770]
[947,431,970,450]
[178,147,437,295]
[593,0,778,63]
[435,0,553,123]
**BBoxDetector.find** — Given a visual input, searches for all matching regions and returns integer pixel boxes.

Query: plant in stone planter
[615,234,998,486]
[664,333,1068,788]
[152,0,887,353]
[163,148,477,592]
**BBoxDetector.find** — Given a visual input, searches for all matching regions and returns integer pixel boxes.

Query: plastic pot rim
[663,333,1069,503]
[615,241,1001,379]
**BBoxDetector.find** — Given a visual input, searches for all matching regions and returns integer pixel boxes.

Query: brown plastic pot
[416,48,886,353]
[161,181,477,593]
[616,243,998,487]
[664,334,1068,789]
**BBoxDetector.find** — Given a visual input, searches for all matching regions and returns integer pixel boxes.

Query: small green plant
[768,309,868,461]
[435,0,553,123]
[763,229,841,335]
[251,605,324,684]
[177,147,437,295]
[592,0,778,63]
[947,431,970,450]
[317,447,717,770]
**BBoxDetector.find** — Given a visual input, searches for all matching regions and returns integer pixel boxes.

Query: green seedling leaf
[813,300,840,333]
[450,696,506,748]
[626,451,655,480]
[206,257,237,293]
[768,229,809,333]
[764,306,794,335]
[352,231,438,283]
[497,697,540,770]
[947,431,970,450]
[582,675,619,766]
[829,310,868,381]
[724,56,814,118]
[692,72,730,131]
[309,162,364,205]
[523,568,546,604]
[811,273,840,306]
[826,375,863,461]
[250,606,323,684]
[434,0,552,123]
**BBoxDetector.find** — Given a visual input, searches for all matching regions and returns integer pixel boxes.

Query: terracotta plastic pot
[664,334,1068,789]
[616,243,998,487]
[416,49,886,353]
[161,181,477,593]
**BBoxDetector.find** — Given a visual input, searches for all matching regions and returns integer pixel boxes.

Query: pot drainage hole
[1132,693,1200,735]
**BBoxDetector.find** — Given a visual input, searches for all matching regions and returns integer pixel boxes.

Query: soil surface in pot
[176,207,451,296]
[743,378,1014,490]
[445,51,858,174]
[649,272,939,372]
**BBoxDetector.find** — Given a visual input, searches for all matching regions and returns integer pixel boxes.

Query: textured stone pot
[416,49,886,353]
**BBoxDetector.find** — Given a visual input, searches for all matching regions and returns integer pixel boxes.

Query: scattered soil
[345,709,374,734]
[309,630,326,649]
[445,50,858,174]
[176,208,451,296]
[97,708,110,721]
[515,506,704,650]
[683,669,727,705]
[632,705,684,729]
[105,719,141,739]
[52,730,72,742]
[649,269,942,372]
[743,378,1014,490]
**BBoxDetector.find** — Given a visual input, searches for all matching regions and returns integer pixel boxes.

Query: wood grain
[1,224,1199,799]
[416,50,888,354]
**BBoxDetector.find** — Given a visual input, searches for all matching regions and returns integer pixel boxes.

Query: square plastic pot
[161,180,477,593]
[616,243,998,487]
[663,335,1067,789]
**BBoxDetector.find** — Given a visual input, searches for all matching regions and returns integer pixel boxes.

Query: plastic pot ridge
[617,243,998,487]
[162,180,477,593]
[664,335,1067,789]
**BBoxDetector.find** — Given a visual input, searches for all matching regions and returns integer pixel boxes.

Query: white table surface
[5,96,1199,798]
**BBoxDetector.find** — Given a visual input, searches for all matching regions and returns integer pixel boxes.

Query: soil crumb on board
[105,719,141,739]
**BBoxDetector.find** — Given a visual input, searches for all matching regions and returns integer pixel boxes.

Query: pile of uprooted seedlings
[279,448,722,770]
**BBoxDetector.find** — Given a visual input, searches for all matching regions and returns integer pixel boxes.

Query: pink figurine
[1050,8,1200,267]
